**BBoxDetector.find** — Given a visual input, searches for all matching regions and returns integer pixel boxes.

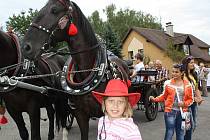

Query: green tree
[165,39,185,62]
[103,24,121,57]
[6,8,38,37]
[88,4,162,57]
[88,4,162,40]
[87,11,105,36]
[103,4,162,39]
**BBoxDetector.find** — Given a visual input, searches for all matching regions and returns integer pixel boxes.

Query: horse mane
[71,1,98,46]
[0,30,10,46]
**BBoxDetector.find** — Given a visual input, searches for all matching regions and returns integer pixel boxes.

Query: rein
[0,62,24,73]
[11,71,62,81]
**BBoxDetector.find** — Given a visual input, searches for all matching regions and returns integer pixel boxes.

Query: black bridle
[29,0,73,54]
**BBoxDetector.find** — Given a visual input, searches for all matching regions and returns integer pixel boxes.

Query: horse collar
[60,44,107,95]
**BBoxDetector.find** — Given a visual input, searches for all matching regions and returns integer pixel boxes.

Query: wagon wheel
[66,113,74,130]
[144,87,158,121]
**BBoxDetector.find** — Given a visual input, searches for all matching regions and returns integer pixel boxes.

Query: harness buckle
[98,63,105,76]
[23,59,30,70]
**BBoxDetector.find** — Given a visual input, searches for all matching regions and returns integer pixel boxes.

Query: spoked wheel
[66,113,74,130]
[144,87,158,121]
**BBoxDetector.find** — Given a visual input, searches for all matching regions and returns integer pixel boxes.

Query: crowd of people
[129,53,208,140]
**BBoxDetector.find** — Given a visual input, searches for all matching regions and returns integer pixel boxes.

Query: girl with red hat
[92,79,142,140]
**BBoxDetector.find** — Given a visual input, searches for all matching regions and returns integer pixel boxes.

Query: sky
[1,0,210,44]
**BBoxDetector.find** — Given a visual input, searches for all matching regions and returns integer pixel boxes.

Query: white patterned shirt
[97,116,142,140]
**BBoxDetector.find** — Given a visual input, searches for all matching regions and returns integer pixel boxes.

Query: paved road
[1,95,210,140]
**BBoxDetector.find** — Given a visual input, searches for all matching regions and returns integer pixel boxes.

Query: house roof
[122,27,210,62]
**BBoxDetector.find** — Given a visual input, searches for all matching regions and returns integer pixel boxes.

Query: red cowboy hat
[92,79,140,107]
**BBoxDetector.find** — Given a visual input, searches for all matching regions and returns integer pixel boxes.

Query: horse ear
[68,22,78,36]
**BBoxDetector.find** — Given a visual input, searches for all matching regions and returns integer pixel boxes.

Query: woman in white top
[130,53,144,83]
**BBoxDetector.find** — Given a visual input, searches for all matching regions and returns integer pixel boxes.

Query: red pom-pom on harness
[68,23,78,36]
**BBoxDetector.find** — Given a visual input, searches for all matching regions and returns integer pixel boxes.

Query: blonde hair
[102,97,133,118]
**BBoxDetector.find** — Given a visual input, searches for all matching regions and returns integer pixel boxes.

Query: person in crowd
[155,60,169,111]
[146,61,156,82]
[150,64,193,140]
[194,63,200,76]
[182,56,204,140]
[155,60,169,84]
[92,79,142,140]
[148,61,155,69]
[199,62,209,97]
[144,64,149,69]
[130,53,145,83]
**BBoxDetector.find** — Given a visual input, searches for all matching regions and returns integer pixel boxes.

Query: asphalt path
[0,94,210,140]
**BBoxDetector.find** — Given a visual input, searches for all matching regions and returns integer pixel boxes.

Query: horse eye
[51,7,58,14]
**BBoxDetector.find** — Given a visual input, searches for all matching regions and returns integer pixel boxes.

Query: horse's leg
[61,107,70,140]
[29,106,41,140]
[6,106,29,140]
[75,112,89,140]
[46,104,55,140]
[62,127,69,140]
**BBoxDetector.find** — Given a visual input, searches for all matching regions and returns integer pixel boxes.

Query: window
[209,48,210,55]
[128,51,134,59]
[183,45,190,55]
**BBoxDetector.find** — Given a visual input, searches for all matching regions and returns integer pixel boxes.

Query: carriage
[0,0,161,139]
[131,69,159,121]
[124,60,159,121]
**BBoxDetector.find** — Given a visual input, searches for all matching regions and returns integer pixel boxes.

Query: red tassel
[0,115,8,125]
[68,23,78,36]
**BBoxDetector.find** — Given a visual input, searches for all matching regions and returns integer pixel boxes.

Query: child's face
[104,96,126,120]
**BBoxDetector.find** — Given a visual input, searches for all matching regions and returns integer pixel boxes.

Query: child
[92,79,142,140]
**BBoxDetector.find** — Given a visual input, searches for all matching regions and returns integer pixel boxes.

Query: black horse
[0,30,68,140]
[23,0,130,139]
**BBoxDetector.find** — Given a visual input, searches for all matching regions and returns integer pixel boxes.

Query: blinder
[58,15,69,29]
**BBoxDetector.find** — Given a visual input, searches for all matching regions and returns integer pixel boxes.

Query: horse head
[23,0,101,86]
[23,0,71,60]
[23,0,98,62]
